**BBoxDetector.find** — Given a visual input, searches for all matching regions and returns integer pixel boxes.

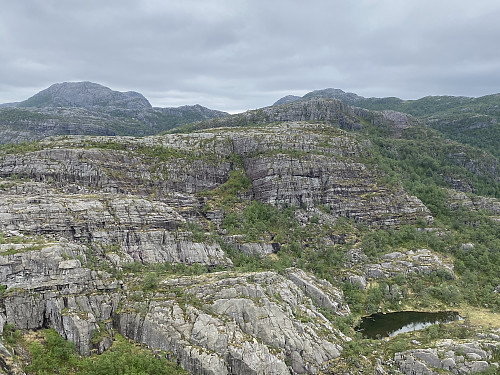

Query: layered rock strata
[0,121,434,373]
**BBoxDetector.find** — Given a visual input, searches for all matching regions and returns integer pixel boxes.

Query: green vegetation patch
[0,140,46,155]
[24,329,186,375]
[222,201,299,243]
[200,165,251,207]
[0,108,50,122]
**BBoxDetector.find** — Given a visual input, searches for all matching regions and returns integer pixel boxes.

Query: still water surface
[356,311,462,339]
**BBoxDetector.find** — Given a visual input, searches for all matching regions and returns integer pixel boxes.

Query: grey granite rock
[365,249,454,280]
[0,120,443,374]
[116,270,346,374]
[0,234,348,374]
[394,339,500,375]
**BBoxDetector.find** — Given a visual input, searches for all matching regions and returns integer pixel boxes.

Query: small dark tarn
[356,311,462,339]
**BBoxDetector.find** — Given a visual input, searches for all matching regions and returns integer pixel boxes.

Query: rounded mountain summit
[19,81,152,110]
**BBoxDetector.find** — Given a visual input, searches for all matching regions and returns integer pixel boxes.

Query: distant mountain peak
[19,81,152,110]
[273,88,366,107]
[302,88,364,104]
[273,95,302,106]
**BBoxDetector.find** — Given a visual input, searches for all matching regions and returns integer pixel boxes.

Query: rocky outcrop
[223,236,278,257]
[447,188,500,215]
[446,150,500,185]
[0,240,120,355]
[0,193,230,267]
[220,122,429,225]
[0,122,431,228]
[196,99,364,131]
[393,338,500,374]
[287,268,349,314]
[117,270,347,374]
[380,110,416,134]
[365,249,454,280]
[341,247,454,294]
[0,142,232,195]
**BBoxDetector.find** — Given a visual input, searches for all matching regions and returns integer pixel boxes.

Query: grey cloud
[1,0,500,110]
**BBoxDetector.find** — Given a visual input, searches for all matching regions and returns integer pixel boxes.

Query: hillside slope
[0,98,499,374]
[0,82,228,143]
[275,89,500,159]
[18,81,153,110]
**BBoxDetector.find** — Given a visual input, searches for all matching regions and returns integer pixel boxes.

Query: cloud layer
[1,0,500,112]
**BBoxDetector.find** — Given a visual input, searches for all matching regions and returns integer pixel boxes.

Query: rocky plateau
[0,84,499,374]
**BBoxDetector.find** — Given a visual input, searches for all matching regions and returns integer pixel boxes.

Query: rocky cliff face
[117,269,347,374]
[0,237,346,373]
[0,119,436,374]
[274,88,500,164]
[0,122,430,227]
[183,98,420,140]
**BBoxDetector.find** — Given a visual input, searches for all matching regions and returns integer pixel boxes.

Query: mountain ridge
[274,88,500,158]
[1,83,500,374]
[273,87,500,114]
[0,81,229,143]
[18,81,153,110]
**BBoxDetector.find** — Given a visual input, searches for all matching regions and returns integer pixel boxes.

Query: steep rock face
[226,123,430,225]
[257,99,361,130]
[196,98,365,131]
[244,154,427,225]
[446,149,499,184]
[0,236,349,373]
[447,188,500,214]
[117,270,347,374]
[0,193,230,266]
[191,98,421,140]
[380,110,416,134]
[0,240,120,355]
[0,145,232,195]
[0,122,430,228]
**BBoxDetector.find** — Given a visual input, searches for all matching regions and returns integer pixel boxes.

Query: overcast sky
[1,0,500,113]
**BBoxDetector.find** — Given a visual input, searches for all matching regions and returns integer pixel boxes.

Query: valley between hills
[0,82,499,374]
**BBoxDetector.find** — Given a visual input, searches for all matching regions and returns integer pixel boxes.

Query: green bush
[142,272,159,291]
[25,329,77,374]
[25,330,187,375]
[3,323,21,345]
[79,334,185,375]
